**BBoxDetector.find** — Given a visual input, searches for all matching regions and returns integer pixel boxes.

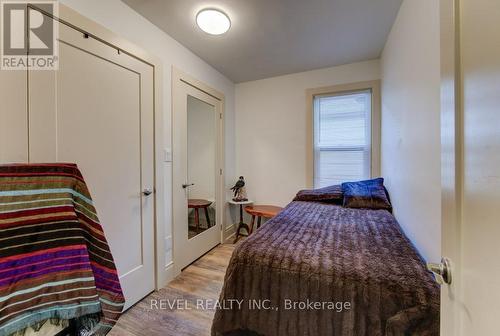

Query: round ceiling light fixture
[196,9,231,35]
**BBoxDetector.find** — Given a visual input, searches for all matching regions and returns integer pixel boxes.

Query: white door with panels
[0,71,28,163]
[173,75,223,272]
[438,0,500,334]
[27,10,155,309]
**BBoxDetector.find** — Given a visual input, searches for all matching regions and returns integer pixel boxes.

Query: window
[313,90,372,188]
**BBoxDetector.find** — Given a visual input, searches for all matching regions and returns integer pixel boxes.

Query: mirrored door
[173,73,223,272]
[187,95,217,239]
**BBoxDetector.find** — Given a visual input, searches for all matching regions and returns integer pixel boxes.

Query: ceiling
[122,0,403,83]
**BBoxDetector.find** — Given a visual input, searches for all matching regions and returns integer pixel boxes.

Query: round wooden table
[188,199,212,230]
[234,205,283,242]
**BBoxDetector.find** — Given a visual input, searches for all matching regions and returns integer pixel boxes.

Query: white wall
[234,60,380,207]
[380,0,441,262]
[60,0,236,282]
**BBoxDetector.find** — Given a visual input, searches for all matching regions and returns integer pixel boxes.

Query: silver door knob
[427,257,452,285]
[182,183,195,189]
[143,188,153,196]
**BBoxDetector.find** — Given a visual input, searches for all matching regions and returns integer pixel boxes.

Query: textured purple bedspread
[212,201,439,336]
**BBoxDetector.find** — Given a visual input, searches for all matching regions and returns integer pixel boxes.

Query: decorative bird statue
[230,176,247,201]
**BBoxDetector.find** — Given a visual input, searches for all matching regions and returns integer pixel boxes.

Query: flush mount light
[196,9,231,35]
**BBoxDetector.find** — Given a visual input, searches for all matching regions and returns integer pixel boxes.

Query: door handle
[143,188,153,196]
[427,257,452,285]
[182,183,195,189]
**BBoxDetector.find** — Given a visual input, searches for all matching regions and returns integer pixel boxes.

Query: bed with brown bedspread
[211,201,439,336]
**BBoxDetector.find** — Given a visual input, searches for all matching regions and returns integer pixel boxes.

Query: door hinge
[220,113,222,119]
[220,168,223,175]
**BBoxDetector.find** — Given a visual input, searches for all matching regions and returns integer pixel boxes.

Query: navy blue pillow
[341,178,392,210]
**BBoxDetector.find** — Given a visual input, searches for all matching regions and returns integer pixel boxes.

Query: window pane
[313,90,371,188]
[317,92,370,147]
[315,150,367,187]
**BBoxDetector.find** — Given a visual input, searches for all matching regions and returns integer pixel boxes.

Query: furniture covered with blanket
[211,200,439,336]
[0,163,124,336]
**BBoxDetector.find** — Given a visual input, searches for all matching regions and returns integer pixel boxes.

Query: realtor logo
[1,0,58,70]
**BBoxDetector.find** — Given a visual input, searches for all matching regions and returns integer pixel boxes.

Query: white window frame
[313,89,372,187]
[306,80,381,188]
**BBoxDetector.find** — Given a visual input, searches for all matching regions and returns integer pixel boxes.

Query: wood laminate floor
[108,244,235,336]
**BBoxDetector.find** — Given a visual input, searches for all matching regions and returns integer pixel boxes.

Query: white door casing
[28,12,155,309]
[172,70,224,274]
[439,0,461,334]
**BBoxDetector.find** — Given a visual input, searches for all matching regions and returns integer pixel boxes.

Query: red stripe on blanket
[0,245,87,263]
[0,215,78,229]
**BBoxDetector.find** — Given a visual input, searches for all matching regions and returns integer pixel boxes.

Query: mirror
[187,95,216,239]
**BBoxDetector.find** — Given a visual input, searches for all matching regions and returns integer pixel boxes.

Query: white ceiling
[122,0,402,83]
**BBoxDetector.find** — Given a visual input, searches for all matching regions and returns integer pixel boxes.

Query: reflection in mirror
[187,95,216,239]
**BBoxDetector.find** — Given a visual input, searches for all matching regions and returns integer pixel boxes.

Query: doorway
[172,69,224,273]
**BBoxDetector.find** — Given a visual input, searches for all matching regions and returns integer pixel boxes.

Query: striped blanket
[0,164,124,336]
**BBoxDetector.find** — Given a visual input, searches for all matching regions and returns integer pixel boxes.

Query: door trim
[172,67,225,276]
[439,0,463,334]
[29,3,168,290]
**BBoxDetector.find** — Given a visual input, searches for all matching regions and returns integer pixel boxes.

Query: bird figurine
[230,176,248,202]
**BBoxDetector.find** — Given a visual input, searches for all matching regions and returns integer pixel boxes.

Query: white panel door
[28,13,155,309]
[458,0,500,333]
[0,70,28,163]
[440,0,500,334]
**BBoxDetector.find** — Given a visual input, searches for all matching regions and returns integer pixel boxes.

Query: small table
[228,200,253,243]
[245,205,283,233]
[188,199,212,231]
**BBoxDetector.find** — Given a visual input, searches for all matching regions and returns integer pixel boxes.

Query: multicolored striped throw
[0,164,124,336]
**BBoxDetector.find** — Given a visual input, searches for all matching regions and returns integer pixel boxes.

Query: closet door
[0,71,28,163]
[28,12,155,309]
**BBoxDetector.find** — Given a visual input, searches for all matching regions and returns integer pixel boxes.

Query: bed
[211,200,439,336]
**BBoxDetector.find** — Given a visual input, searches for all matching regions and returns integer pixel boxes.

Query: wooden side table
[228,200,253,243]
[188,199,212,230]
[244,205,283,234]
